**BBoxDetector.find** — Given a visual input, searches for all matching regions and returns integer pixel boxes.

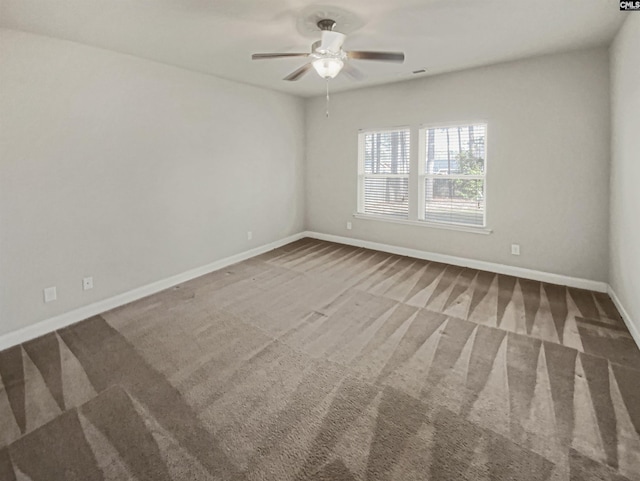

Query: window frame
[355,121,491,235]
[357,126,412,219]
[418,121,488,229]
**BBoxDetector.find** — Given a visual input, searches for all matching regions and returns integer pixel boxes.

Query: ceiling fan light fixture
[312,57,344,79]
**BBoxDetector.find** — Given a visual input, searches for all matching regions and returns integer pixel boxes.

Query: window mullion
[408,126,419,221]
[417,128,426,220]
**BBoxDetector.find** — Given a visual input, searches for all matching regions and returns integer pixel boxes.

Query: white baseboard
[303,231,609,293]
[0,232,306,351]
[0,230,621,351]
[305,232,640,348]
[607,286,640,349]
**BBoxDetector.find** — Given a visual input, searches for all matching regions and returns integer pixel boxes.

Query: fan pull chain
[325,79,330,118]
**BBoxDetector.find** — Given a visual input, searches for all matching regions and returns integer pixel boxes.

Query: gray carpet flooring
[1,238,639,480]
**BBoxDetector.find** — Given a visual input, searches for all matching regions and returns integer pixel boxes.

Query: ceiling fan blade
[342,62,364,81]
[319,31,346,53]
[252,53,309,60]
[347,51,405,63]
[283,63,312,81]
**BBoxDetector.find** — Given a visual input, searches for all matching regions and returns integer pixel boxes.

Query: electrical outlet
[511,244,521,256]
[346,222,352,230]
[44,286,57,303]
[83,277,93,291]
[247,231,253,240]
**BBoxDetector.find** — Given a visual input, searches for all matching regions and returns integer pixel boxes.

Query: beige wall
[0,29,305,336]
[0,28,624,341]
[610,16,640,332]
[305,48,611,282]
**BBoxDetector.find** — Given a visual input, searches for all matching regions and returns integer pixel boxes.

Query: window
[356,122,488,231]
[419,124,487,227]
[357,128,411,218]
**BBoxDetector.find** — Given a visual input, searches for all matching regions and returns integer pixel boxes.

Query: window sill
[353,213,493,235]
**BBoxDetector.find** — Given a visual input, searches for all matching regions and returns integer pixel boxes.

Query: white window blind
[358,128,410,218]
[419,124,487,227]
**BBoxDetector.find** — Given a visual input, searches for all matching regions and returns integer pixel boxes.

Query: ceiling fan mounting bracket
[317,19,336,31]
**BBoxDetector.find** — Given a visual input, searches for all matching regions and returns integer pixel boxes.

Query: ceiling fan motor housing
[251,14,404,82]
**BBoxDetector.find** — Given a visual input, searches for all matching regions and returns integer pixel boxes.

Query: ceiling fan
[251,19,405,81]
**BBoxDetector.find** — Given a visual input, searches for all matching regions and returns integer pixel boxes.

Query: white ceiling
[0,0,627,97]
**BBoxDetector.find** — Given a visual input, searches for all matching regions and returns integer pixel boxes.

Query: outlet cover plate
[44,286,57,303]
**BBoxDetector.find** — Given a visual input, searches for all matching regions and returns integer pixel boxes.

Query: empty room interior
[1,1,639,480]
